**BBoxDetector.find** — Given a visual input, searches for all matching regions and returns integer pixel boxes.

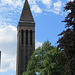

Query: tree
[23,40,64,75]
[57,0,75,75]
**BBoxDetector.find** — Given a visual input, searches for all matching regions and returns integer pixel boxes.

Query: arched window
[21,30,24,45]
[30,30,32,45]
[26,30,28,45]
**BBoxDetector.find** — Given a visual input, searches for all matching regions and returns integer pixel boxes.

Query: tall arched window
[30,30,32,45]
[21,30,24,45]
[26,30,28,45]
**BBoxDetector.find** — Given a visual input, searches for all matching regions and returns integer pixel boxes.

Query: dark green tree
[57,0,75,75]
[23,40,64,75]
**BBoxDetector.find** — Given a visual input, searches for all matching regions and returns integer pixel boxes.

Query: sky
[0,0,74,75]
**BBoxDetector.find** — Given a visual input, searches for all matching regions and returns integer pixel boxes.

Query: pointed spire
[20,0,34,22]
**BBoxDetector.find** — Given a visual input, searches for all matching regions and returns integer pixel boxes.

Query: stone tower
[16,0,35,75]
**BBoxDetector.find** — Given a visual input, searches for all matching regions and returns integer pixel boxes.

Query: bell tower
[16,0,35,75]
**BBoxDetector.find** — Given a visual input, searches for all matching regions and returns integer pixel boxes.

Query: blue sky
[0,0,74,75]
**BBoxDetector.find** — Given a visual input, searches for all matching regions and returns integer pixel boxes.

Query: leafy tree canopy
[23,40,64,75]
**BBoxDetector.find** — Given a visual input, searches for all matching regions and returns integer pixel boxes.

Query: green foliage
[23,40,64,75]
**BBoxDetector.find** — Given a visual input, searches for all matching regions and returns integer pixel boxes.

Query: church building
[16,0,35,75]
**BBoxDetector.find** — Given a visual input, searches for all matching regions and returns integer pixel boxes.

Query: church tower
[16,0,35,75]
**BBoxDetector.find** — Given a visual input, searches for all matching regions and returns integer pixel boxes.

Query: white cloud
[0,0,42,15]
[0,21,2,26]
[31,5,42,13]
[0,0,23,17]
[53,0,62,14]
[1,0,23,7]
[54,0,62,8]
[1,0,13,5]
[68,0,74,2]
[46,0,62,14]
[0,25,17,72]
[41,0,52,8]
[0,25,42,72]
[0,25,17,43]
[1,53,16,72]
[28,0,36,4]
[0,0,64,15]
[35,41,42,49]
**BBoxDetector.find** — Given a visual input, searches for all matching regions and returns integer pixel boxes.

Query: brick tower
[16,0,35,75]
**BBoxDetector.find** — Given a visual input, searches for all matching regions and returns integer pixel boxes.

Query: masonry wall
[16,22,35,75]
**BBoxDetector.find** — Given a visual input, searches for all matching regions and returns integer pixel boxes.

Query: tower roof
[20,0,34,22]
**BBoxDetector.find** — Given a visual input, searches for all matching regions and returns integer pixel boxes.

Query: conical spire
[20,0,34,22]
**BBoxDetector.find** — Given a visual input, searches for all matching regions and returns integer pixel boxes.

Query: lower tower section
[16,22,35,75]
